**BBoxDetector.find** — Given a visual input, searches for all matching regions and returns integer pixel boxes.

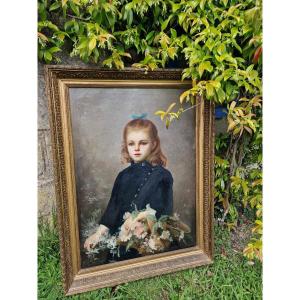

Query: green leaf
[217,43,226,55]
[205,38,215,52]
[64,20,74,31]
[170,28,177,39]
[198,61,213,77]
[171,2,181,13]
[69,1,80,16]
[48,47,61,54]
[88,37,97,51]
[44,51,52,62]
[146,31,155,42]
[155,110,166,121]
[161,16,172,31]
[167,47,176,59]
[232,38,242,53]
[62,5,67,18]
[126,240,134,251]
[178,13,186,26]
[216,87,226,103]
[179,90,190,104]
[165,118,170,129]
[246,64,255,73]
[127,9,133,26]
[231,27,239,38]
[93,47,100,63]
[77,39,88,50]
[200,0,207,10]
[106,13,116,28]
[222,0,228,6]
[49,2,61,11]
[208,80,221,89]
[165,102,176,114]
[38,50,44,60]
[120,52,131,58]
[103,57,113,68]
[206,82,215,98]
[160,33,170,49]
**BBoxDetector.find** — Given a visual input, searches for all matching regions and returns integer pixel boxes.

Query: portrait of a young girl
[84,117,174,260]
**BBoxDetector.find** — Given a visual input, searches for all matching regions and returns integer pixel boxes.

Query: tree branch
[67,14,90,21]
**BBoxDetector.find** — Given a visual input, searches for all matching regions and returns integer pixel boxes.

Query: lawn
[38,220,262,299]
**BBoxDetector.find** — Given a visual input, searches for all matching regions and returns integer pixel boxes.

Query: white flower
[123,212,131,220]
[145,204,156,216]
[173,212,180,220]
[119,230,132,242]
[179,231,184,241]
[148,238,157,250]
[86,247,100,255]
[160,230,170,240]
[106,236,117,249]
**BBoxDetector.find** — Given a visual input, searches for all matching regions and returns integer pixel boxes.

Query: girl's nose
[135,144,140,151]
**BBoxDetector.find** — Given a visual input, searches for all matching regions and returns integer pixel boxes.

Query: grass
[38,220,262,300]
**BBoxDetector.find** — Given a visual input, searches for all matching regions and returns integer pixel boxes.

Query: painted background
[69,87,197,254]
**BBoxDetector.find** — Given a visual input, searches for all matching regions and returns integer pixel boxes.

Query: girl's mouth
[134,153,141,156]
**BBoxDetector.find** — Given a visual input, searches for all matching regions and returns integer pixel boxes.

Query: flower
[179,230,185,241]
[85,205,191,258]
[119,231,132,242]
[173,212,180,220]
[123,212,131,220]
[148,237,157,251]
[106,236,117,249]
[135,205,156,222]
[160,230,170,240]
[133,221,146,238]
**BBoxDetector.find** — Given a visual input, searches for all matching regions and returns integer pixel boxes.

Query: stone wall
[37,54,88,219]
[38,65,56,219]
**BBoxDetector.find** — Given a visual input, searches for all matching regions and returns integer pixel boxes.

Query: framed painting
[45,66,214,295]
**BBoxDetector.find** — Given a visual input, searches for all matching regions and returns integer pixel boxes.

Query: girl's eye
[128,143,134,146]
[140,142,148,145]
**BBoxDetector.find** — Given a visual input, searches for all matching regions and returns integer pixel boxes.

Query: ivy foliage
[38,0,262,261]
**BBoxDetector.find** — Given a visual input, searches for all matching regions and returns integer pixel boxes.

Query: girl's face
[126,129,155,163]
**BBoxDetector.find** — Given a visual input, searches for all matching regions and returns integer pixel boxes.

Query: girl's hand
[84,225,109,251]
[84,232,100,251]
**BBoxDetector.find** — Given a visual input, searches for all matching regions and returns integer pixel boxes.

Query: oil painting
[68,86,197,267]
[45,67,214,295]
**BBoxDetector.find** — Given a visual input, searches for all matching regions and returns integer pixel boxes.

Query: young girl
[84,117,174,259]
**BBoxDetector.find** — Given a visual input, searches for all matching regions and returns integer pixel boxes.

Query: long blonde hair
[121,119,167,167]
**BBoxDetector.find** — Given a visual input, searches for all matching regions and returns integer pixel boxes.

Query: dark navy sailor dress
[99,160,173,260]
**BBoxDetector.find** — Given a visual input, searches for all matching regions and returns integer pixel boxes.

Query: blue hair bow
[131,113,148,120]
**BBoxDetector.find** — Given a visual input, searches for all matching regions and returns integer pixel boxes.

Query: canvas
[45,66,214,295]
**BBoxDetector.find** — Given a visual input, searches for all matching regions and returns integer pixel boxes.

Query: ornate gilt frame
[45,66,214,295]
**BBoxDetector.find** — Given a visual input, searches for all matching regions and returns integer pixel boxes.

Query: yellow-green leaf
[38,32,48,42]
[167,47,176,59]
[165,102,176,114]
[198,61,213,77]
[89,37,97,51]
[180,90,190,104]
[229,101,237,110]
[155,110,166,121]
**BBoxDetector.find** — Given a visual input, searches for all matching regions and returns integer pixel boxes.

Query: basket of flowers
[85,205,191,259]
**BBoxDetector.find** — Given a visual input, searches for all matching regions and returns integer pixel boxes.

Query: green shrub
[38,0,262,261]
